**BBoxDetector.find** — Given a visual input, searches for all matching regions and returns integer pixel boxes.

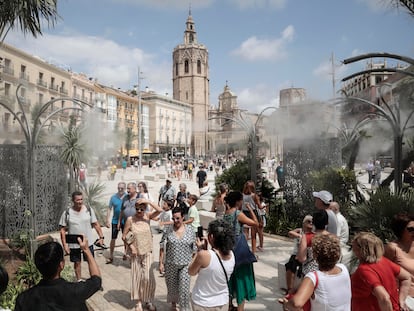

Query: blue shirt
[109,192,126,225]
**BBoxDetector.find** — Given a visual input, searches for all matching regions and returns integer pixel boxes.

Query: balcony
[37,79,48,88]
[3,66,14,76]
[74,93,80,99]
[59,87,68,95]
[81,96,89,103]
[19,72,29,81]
[49,84,59,92]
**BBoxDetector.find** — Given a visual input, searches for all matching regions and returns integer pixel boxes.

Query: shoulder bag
[232,211,257,267]
[214,251,237,311]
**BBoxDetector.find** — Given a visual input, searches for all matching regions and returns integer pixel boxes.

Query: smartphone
[66,234,83,244]
[197,226,203,239]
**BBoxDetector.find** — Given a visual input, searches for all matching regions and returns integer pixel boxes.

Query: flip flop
[106,258,113,264]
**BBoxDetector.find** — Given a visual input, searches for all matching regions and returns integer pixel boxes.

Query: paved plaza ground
[51,163,387,310]
[49,165,294,311]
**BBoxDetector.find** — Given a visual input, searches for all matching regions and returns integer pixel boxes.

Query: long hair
[138,181,148,193]
[242,180,256,195]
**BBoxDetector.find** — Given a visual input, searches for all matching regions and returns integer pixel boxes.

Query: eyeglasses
[135,208,145,212]
[406,227,414,232]
[138,185,143,188]
[118,187,125,190]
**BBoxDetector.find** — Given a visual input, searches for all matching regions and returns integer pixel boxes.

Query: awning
[120,149,154,157]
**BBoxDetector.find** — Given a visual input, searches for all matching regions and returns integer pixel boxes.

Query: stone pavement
[51,165,293,311]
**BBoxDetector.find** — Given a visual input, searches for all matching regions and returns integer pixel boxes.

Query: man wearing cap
[312,190,338,235]
[158,179,176,205]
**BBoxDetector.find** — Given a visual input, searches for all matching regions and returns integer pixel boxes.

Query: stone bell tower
[172,9,210,157]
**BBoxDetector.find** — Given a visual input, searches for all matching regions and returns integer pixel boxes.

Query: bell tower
[172,9,210,157]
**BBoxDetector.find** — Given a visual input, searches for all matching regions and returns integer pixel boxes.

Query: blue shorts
[70,245,94,262]
[111,223,124,240]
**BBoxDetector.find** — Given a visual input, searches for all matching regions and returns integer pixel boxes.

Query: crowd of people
[4,160,414,311]
[280,189,414,311]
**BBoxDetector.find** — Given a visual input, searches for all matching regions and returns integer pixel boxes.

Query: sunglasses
[406,227,414,232]
[173,217,182,221]
[135,208,145,212]
[305,221,313,224]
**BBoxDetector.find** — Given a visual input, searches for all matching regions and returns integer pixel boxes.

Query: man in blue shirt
[106,182,126,264]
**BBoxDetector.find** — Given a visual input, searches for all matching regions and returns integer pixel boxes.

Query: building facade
[0,43,84,144]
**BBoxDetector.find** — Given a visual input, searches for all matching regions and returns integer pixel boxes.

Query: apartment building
[141,91,192,156]
[0,43,92,143]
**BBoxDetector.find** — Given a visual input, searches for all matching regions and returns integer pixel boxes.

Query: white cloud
[237,84,279,113]
[109,0,214,10]
[5,31,172,93]
[231,25,294,61]
[356,0,388,12]
[228,0,287,10]
[313,58,347,81]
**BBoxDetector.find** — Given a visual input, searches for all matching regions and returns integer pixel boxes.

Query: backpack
[79,169,86,181]
[65,205,92,227]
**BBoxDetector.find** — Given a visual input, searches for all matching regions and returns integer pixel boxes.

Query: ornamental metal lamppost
[341,53,414,191]
[209,106,277,184]
[0,84,92,257]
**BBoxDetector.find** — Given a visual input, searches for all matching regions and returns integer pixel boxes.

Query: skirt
[229,263,256,305]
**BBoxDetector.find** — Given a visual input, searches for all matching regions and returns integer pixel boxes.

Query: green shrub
[0,282,25,310]
[350,188,414,242]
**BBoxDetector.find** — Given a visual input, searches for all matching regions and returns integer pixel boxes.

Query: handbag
[232,211,257,267]
[286,271,318,311]
[214,251,237,311]
[125,230,135,245]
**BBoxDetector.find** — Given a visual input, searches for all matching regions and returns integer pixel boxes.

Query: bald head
[330,201,340,214]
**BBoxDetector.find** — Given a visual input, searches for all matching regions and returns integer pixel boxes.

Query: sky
[4,0,414,113]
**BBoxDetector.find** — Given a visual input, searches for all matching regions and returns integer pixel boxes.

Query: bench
[144,175,159,182]
[196,199,212,211]
[199,210,216,229]
[156,173,166,179]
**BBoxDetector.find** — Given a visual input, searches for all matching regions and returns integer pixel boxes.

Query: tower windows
[189,34,194,43]
[176,63,179,76]
[197,60,201,74]
[184,59,189,73]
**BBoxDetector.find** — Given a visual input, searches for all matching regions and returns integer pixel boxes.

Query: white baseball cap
[312,190,333,204]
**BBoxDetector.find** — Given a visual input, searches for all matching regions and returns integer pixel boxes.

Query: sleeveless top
[242,194,257,212]
[212,197,226,218]
[223,210,242,238]
[192,249,235,307]
[131,220,152,255]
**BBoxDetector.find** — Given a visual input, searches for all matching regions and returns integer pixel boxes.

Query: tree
[390,0,414,16]
[60,121,86,193]
[0,0,59,42]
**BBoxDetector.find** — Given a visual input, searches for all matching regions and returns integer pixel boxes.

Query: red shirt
[351,257,401,311]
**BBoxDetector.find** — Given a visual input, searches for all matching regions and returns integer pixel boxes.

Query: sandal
[106,258,113,264]
[123,254,127,261]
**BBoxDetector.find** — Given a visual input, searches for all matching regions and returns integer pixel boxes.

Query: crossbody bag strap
[214,249,233,302]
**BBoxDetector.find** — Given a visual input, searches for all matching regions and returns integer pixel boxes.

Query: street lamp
[209,106,277,184]
[0,84,92,257]
[135,68,144,175]
[341,52,414,191]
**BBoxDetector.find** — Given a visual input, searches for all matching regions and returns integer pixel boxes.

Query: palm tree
[0,0,59,42]
[60,123,86,193]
